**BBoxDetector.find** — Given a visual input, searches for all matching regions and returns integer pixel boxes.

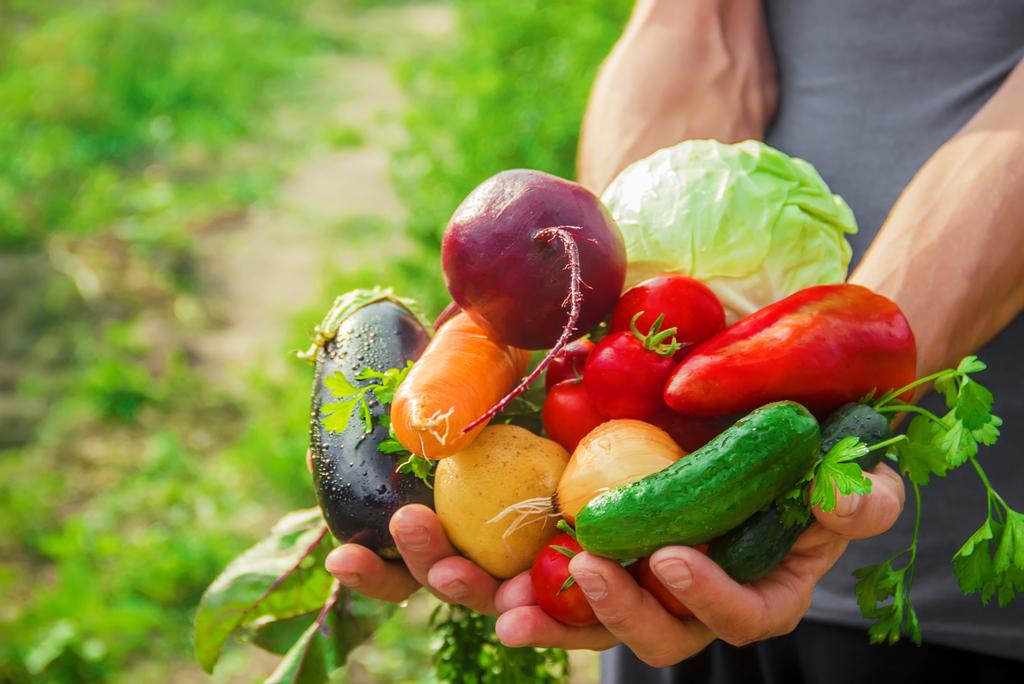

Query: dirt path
[193,3,452,382]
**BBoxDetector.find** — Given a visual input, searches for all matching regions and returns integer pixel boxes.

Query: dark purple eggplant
[304,290,433,558]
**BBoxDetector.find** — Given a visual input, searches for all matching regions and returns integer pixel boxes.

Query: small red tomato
[545,338,595,390]
[583,313,680,420]
[610,276,725,359]
[629,545,709,619]
[531,533,599,627]
[648,409,732,453]
[542,379,607,452]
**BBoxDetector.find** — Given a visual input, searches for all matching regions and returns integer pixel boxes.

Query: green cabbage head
[601,139,857,322]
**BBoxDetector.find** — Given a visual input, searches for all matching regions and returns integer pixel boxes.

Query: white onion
[556,419,685,524]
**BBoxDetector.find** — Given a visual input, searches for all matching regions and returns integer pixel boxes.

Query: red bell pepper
[663,284,917,417]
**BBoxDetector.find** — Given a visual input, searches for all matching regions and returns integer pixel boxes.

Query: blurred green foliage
[0,0,631,681]
[0,0,330,247]
[394,0,631,248]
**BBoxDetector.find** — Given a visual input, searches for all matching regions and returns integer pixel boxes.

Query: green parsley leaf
[936,417,977,468]
[810,436,872,513]
[972,416,1002,446]
[853,555,922,645]
[853,559,898,617]
[321,372,370,433]
[377,439,407,454]
[954,518,997,602]
[957,379,995,430]
[396,454,434,488]
[933,374,959,409]
[895,416,947,485]
[775,485,812,528]
[358,362,413,406]
[957,355,987,374]
[993,509,1024,575]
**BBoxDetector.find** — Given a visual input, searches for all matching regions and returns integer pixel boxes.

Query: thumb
[812,463,906,540]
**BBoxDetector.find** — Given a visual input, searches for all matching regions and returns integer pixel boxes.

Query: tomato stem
[629,310,681,357]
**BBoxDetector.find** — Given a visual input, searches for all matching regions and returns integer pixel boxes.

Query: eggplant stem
[462,225,586,434]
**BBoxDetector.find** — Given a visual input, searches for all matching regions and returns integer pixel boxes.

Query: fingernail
[335,572,361,588]
[434,579,468,601]
[396,525,430,550]
[572,571,607,600]
[655,559,693,589]
[836,493,862,517]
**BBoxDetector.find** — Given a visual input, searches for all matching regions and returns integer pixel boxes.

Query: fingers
[325,543,420,603]
[390,504,505,614]
[494,571,535,613]
[427,556,501,614]
[813,463,906,540]
[495,606,620,651]
[389,503,460,583]
[568,552,716,667]
[648,545,806,647]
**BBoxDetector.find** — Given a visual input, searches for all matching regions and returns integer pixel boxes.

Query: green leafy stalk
[320,362,414,435]
[849,355,1021,643]
[430,604,570,683]
[853,482,923,645]
[952,456,1024,607]
[319,361,434,487]
[775,435,882,528]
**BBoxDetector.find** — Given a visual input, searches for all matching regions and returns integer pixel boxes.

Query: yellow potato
[435,424,569,579]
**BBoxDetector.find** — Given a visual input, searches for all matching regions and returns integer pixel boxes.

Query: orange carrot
[392,312,530,459]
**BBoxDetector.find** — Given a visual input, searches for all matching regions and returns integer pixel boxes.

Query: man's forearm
[577,0,777,193]
[851,60,1024,376]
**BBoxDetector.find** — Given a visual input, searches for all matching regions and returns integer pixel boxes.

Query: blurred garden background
[0,0,632,681]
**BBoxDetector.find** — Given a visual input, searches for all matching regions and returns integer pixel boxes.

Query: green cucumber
[575,401,820,560]
[820,402,892,472]
[708,402,892,582]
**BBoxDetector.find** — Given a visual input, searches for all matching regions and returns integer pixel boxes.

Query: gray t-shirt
[763,0,1024,659]
[601,2,1024,676]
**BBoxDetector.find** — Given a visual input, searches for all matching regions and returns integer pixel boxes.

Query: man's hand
[324,504,504,614]
[577,0,777,193]
[493,463,905,667]
[307,447,504,614]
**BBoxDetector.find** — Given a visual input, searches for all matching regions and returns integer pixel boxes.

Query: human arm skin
[850,58,1024,376]
[576,0,778,193]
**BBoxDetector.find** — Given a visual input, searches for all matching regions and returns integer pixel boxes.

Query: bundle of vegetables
[194,141,1022,683]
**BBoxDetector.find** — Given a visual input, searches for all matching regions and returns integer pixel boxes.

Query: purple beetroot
[441,169,626,431]
[442,169,626,349]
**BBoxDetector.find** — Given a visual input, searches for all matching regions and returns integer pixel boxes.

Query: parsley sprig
[857,357,1019,644]
[321,363,413,433]
[320,361,434,486]
[776,435,902,528]
[775,356,1020,645]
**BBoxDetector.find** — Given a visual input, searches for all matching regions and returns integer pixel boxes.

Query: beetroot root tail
[461,226,585,434]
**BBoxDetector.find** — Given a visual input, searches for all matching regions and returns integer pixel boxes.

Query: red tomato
[629,545,709,619]
[610,276,725,359]
[542,379,607,452]
[531,533,599,627]
[583,317,679,420]
[544,338,595,390]
[648,408,732,453]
